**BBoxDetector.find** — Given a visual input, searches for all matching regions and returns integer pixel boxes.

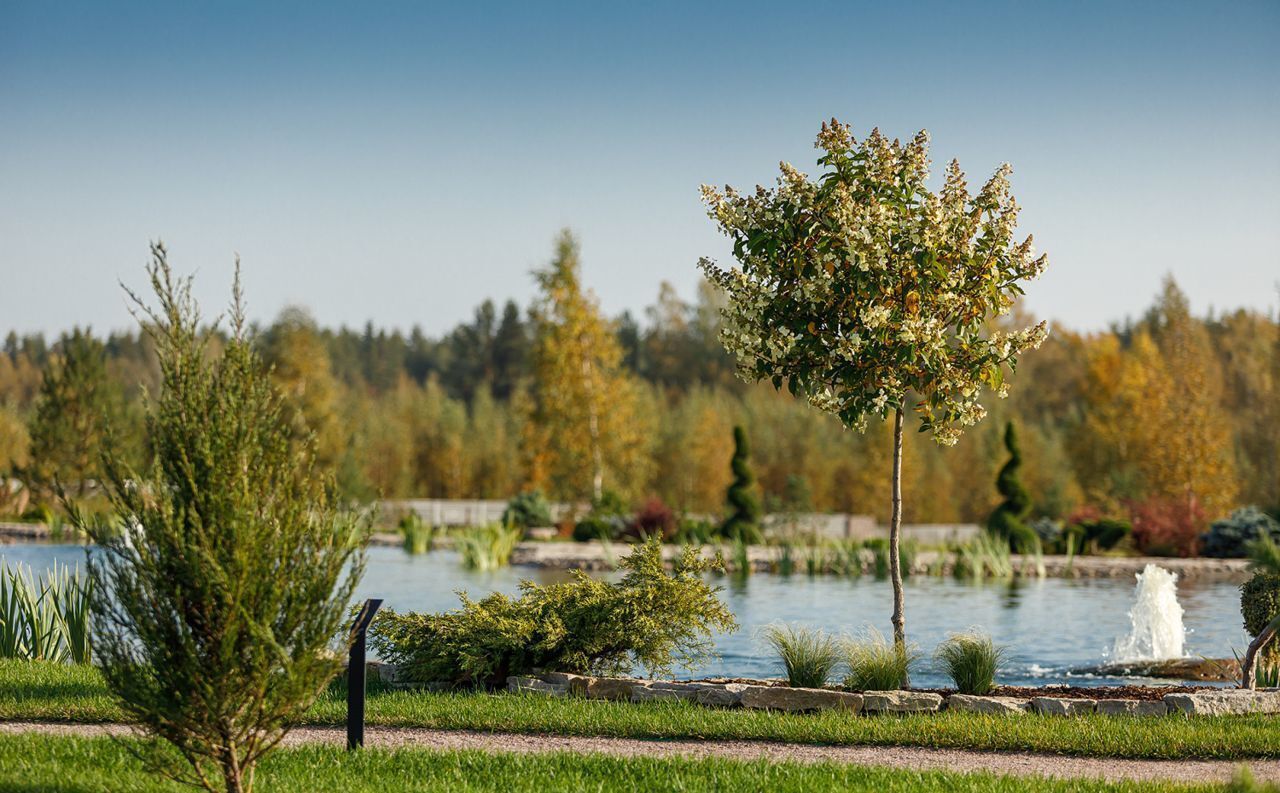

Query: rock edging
[484,672,1280,719]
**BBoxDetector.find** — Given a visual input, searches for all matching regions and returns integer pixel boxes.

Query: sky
[2,1,1278,339]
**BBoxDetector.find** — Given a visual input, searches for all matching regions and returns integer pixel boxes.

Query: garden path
[4,721,1277,784]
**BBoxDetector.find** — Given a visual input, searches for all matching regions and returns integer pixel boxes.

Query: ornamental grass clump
[699,119,1049,663]
[369,539,737,688]
[935,630,1005,695]
[0,558,91,663]
[455,522,521,571]
[843,627,919,691]
[74,246,366,793]
[761,624,841,688]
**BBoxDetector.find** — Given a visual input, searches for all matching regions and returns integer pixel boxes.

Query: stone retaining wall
[483,672,1280,717]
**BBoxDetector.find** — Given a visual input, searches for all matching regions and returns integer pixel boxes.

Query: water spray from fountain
[1111,564,1186,662]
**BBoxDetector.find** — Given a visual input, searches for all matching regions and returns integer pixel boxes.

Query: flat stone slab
[584,677,648,701]
[862,690,944,714]
[1096,699,1168,716]
[946,694,1030,714]
[537,672,590,695]
[506,676,569,696]
[632,684,698,703]
[1164,689,1280,716]
[740,685,863,713]
[1032,698,1096,716]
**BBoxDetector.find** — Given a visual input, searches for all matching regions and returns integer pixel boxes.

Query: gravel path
[4,721,1277,784]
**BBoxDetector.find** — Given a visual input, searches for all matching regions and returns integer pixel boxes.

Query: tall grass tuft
[0,558,91,663]
[455,523,521,571]
[935,630,1005,694]
[761,624,841,688]
[954,532,1013,580]
[843,627,918,691]
[399,513,436,556]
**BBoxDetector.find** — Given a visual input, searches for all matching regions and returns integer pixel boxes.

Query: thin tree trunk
[579,334,603,502]
[889,406,906,674]
[1241,613,1280,690]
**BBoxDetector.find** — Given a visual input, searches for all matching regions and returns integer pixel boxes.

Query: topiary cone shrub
[986,422,1037,552]
[721,426,761,543]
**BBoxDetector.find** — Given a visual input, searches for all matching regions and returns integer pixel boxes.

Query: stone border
[483,672,1280,718]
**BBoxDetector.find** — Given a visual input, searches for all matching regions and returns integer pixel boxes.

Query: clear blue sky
[2,1,1278,337]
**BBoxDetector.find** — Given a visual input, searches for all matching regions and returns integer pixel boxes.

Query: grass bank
[0,734,1238,793]
[2,661,1277,761]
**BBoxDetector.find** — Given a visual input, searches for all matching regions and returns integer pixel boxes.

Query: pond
[2,543,1249,688]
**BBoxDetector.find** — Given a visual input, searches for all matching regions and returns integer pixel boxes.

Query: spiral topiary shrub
[721,426,761,543]
[986,422,1037,552]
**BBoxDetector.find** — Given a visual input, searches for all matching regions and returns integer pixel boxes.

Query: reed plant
[935,630,1005,694]
[842,627,919,691]
[761,624,841,688]
[398,513,435,556]
[0,558,91,663]
[953,533,1013,580]
[455,523,521,571]
[865,539,890,579]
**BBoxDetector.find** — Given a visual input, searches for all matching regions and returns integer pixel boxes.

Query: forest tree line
[1,234,1277,553]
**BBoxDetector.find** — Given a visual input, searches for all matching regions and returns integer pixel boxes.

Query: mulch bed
[689,678,1212,701]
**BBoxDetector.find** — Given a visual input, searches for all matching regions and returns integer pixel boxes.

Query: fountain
[1077,563,1238,681]
[1111,563,1185,662]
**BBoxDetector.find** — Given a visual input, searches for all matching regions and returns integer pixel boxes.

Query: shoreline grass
[2,660,1278,761]
[0,733,1239,793]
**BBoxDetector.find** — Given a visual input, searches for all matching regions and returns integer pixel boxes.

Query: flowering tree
[698,120,1049,659]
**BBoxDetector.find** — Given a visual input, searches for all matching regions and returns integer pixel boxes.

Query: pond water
[3,543,1249,688]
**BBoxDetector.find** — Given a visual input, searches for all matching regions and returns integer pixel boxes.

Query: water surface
[3,543,1247,688]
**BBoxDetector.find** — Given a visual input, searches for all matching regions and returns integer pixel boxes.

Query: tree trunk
[1241,613,1280,690]
[889,406,906,680]
[580,334,603,502]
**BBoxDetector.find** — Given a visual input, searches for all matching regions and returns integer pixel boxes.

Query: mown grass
[0,733,1239,793]
[3,660,1279,760]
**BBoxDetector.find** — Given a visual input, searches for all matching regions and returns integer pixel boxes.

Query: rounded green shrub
[1242,573,1280,637]
[501,491,553,531]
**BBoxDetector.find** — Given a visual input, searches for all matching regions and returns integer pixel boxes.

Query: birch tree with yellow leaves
[525,231,650,503]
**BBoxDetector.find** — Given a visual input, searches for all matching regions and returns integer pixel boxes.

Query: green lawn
[2,660,1278,761]
[0,733,1243,793]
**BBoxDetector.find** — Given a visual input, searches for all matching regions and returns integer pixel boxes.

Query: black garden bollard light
[347,598,383,750]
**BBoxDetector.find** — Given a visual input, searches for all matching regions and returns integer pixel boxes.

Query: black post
[347,598,383,750]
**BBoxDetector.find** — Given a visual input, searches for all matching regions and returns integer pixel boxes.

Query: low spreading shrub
[369,540,737,687]
[572,491,630,542]
[842,627,918,691]
[1202,507,1280,559]
[1065,518,1131,554]
[935,630,1005,695]
[502,491,553,532]
[672,517,717,546]
[761,624,841,688]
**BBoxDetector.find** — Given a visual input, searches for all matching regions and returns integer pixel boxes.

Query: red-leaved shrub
[625,497,677,542]
[1128,497,1206,557]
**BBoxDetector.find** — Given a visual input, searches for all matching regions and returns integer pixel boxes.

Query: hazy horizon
[3,1,1278,339]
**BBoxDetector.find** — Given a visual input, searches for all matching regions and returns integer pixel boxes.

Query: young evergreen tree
[76,244,366,793]
[986,422,1036,551]
[25,327,120,500]
[722,425,761,541]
